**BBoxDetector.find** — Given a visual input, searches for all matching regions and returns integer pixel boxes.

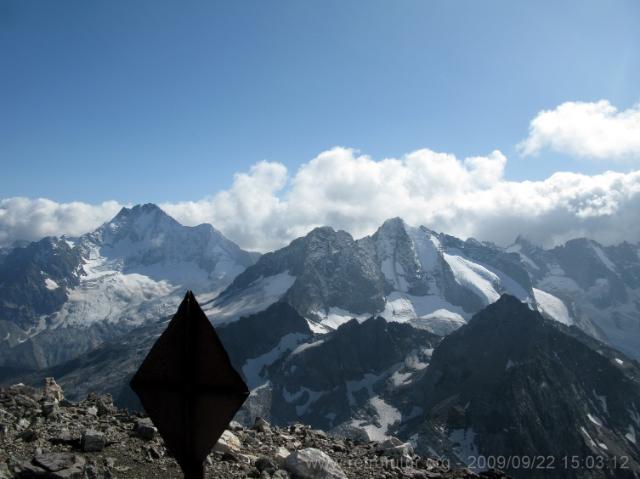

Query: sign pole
[130,290,249,479]
[184,460,204,479]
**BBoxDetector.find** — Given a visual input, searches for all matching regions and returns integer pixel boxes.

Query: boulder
[256,456,277,473]
[285,448,347,479]
[253,416,271,433]
[213,430,241,455]
[375,437,403,450]
[134,418,157,440]
[95,394,117,416]
[41,401,58,417]
[376,436,414,460]
[19,429,38,442]
[34,452,85,472]
[228,420,244,431]
[81,429,106,452]
[17,418,30,431]
[49,428,74,445]
[274,446,290,466]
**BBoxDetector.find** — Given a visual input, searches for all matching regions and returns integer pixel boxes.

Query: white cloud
[161,161,288,250]
[0,198,122,247]
[2,147,640,252]
[518,100,640,161]
[162,147,640,250]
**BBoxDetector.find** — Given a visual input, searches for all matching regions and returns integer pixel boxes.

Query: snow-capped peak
[78,204,255,274]
[96,203,182,243]
[371,219,442,295]
[18,204,258,335]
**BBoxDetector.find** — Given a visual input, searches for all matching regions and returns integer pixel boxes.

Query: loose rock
[0,380,510,478]
[134,418,157,440]
[274,446,290,465]
[43,378,64,403]
[34,452,85,472]
[253,416,271,433]
[214,430,242,455]
[285,448,348,479]
[81,430,106,452]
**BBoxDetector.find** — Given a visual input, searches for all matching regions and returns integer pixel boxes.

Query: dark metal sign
[131,291,249,478]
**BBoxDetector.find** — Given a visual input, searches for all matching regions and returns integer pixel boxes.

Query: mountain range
[0,204,257,369]
[2,204,640,477]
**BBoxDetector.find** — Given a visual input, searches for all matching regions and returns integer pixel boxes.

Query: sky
[1,0,640,251]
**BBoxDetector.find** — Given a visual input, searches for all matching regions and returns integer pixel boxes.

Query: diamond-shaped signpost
[130,290,249,478]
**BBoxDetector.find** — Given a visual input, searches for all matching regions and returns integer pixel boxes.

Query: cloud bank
[0,198,122,248]
[2,148,640,252]
[519,100,640,161]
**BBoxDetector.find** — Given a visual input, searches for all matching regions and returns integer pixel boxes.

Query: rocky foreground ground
[0,379,508,478]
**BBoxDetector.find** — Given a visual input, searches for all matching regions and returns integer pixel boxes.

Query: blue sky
[2,0,639,205]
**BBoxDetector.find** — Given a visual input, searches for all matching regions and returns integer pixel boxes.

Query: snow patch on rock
[449,428,479,466]
[44,278,60,291]
[442,253,501,304]
[350,396,401,442]
[243,332,308,388]
[533,288,572,325]
[207,272,296,324]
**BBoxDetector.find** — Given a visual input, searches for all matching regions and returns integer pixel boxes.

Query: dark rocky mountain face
[359,219,486,313]
[219,226,388,319]
[0,321,130,373]
[606,242,640,289]
[400,295,640,478]
[5,294,640,477]
[3,303,313,410]
[365,218,534,315]
[509,236,640,360]
[283,228,387,317]
[0,237,82,332]
[212,218,535,335]
[218,302,313,370]
[13,304,438,431]
[239,316,440,435]
[366,219,433,296]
